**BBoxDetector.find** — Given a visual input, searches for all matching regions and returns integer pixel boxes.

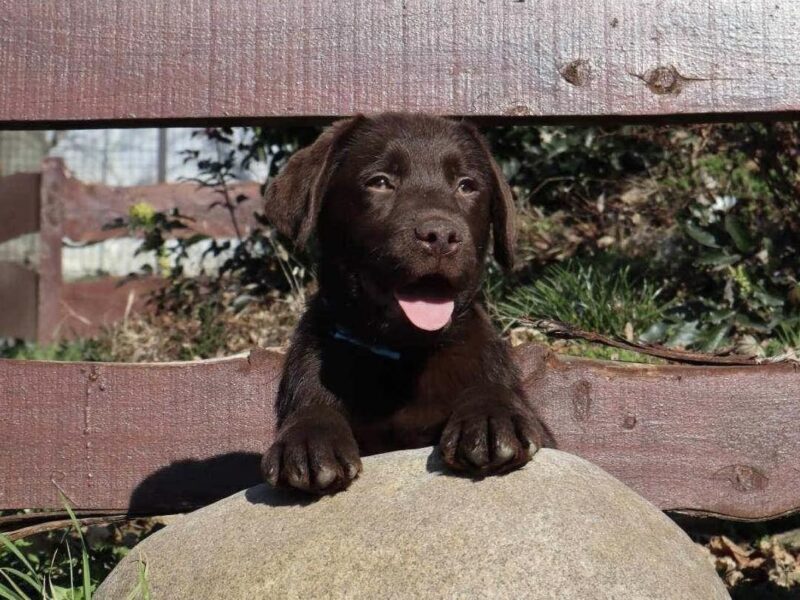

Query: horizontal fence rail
[2,345,799,521]
[0,159,263,341]
[52,165,262,244]
[1,0,800,126]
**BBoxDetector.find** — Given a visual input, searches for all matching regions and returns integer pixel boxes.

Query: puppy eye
[365,174,394,191]
[456,177,478,195]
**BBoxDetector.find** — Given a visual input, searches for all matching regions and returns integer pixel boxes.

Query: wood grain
[1,0,799,126]
[0,348,282,513]
[0,262,37,339]
[0,172,39,244]
[58,277,163,340]
[0,161,264,341]
[36,159,64,343]
[2,345,799,520]
[56,167,263,243]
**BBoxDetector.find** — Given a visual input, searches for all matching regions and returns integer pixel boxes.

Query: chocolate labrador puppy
[261,113,545,494]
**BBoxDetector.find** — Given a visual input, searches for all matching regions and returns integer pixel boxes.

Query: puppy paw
[439,403,541,476]
[262,412,362,495]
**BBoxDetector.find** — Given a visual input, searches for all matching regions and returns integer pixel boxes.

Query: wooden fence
[1,1,800,126]
[0,159,261,341]
[1,0,800,533]
[2,346,800,524]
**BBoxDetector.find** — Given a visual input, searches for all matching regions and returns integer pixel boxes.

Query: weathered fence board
[37,158,64,343]
[0,159,263,342]
[0,262,37,339]
[2,345,799,521]
[0,172,39,244]
[1,0,799,127]
[0,349,282,513]
[58,277,163,340]
[55,170,262,243]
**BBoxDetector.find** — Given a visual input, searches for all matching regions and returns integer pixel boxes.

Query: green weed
[494,260,668,340]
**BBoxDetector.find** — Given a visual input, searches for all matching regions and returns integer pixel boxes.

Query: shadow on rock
[129,452,263,514]
[731,583,800,599]
[424,446,534,483]
[425,446,453,476]
[244,484,317,508]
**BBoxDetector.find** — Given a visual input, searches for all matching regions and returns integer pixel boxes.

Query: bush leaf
[685,222,720,248]
[724,214,754,253]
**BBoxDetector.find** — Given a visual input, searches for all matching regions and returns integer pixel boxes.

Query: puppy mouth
[393,275,457,332]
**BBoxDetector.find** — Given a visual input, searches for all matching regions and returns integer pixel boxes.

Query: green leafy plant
[494,259,669,339]
[0,339,107,362]
[0,502,95,599]
[651,124,800,352]
[0,503,153,599]
[94,126,322,359]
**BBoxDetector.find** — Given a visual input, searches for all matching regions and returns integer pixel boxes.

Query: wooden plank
[513,347,800,521]
[0,160,262,342]
[0,172,39,244]
[0,262,37,339]
[51,162,263,243]
[0,348,282,513]
[36,159,64,343]
[2,344,799,520]
[58,277,163,340]
[1,0,799,126]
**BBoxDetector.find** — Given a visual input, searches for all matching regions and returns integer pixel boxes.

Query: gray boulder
[98,448,729,599]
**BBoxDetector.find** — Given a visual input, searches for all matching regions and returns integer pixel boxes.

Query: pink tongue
[395,294,455,331]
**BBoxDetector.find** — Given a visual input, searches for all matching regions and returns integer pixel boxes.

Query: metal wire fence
[0,127,268,281]
[49,128,200,185]
[0,131,50,176]
[0,128,216,184]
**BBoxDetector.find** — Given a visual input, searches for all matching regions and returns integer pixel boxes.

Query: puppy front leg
[440,384,543,476]
[262,404,362,495]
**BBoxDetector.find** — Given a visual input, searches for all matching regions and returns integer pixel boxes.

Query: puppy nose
[414,219,463,256]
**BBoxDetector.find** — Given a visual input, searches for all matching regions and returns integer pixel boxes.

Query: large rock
[98,448,729,599]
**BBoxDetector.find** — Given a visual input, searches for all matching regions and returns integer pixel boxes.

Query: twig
[217,178,243,242]
[0,509,123,531]
[520,317,796,366]
[4,515,129,542]
[215,142,244,242]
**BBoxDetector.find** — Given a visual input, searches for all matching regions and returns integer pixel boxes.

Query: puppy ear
[486,150,517,271]
[264,115,364,247]
[461,123,517,271]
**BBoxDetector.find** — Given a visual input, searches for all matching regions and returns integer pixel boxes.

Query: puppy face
[264,113,515,341]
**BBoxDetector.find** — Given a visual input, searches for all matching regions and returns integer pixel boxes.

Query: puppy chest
[354,401,450,454]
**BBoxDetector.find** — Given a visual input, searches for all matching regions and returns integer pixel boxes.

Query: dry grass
[93,293,302,363]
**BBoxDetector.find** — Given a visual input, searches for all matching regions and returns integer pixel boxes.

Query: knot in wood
[559,59,591,87]
[572,380,592,422]
[504,104,532,116]
[643,65,682,95]
[714,464,769,492]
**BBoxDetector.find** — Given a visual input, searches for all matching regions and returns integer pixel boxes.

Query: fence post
[36,158,66,343]
[0,170,42,340]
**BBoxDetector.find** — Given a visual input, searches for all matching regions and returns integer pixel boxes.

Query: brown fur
[261,113,545,494]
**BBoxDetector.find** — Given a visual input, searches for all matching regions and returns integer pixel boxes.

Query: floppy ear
[486,149,517,271]
[461,123,517,271]
[264,115,364,248]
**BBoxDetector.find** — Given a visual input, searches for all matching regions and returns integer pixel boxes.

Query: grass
[0,340,108,362]
[493,259,669,341]
[124,556,150,600]
[0,502,150,600]
[774,320,800,352]
[1,505,94,599]
[554,340,666,364]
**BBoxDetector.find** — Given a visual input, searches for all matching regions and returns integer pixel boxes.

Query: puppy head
[264,113,516,339]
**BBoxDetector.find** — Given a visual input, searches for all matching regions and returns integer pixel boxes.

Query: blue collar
[331,326,402,360]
